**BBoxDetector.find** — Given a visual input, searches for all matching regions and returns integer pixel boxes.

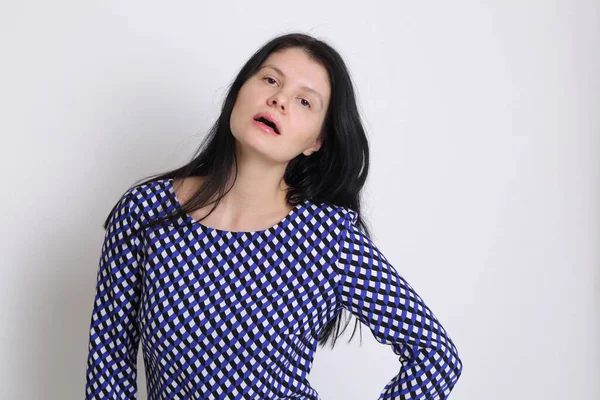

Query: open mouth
[253,116,280,135]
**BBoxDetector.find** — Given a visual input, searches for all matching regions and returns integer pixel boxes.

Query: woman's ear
[303,135,323,156]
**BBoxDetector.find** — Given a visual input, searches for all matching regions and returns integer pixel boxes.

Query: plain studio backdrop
[0,1,598,399]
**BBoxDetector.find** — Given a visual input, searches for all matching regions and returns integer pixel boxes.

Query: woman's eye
[264,77,277,85]
[300,98,311,108]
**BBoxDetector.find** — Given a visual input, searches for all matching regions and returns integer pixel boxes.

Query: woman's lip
[252,118,280,136]
[253,112,281,134]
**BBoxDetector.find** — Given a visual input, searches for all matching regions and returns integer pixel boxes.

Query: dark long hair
[104,32,372,349]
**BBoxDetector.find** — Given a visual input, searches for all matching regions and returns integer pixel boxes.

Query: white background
[0,1,598,399]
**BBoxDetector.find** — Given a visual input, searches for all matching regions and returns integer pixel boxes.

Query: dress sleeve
[85,190,145,399]
[333,209,463,399]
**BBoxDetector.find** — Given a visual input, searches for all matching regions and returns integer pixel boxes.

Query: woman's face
[230,47,331,164]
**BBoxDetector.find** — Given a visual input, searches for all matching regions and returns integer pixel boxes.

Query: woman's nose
[268,93,288,111]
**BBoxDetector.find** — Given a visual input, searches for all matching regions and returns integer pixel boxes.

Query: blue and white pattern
[85,178,462,399]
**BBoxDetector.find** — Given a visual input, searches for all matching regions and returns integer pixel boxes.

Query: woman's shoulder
[116,177,177,219]
[306,199,358,227]
[125,177,173,200]
[120,177,359,229]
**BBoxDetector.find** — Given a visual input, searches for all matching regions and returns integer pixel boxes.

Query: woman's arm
[333,210,463,399]
[85,190,144,399]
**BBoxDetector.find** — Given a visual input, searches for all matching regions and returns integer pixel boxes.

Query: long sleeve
[85,190,145,399]
[333,210,463,399]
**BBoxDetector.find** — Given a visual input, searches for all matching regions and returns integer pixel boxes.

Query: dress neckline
[166,178,306,235]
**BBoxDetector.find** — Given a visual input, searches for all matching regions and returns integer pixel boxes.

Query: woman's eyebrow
[259,64,324,109]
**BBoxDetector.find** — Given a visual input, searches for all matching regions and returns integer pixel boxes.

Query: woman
[85,32,463,399]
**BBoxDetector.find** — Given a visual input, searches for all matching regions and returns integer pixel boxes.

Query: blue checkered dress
[85,178,462,399]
